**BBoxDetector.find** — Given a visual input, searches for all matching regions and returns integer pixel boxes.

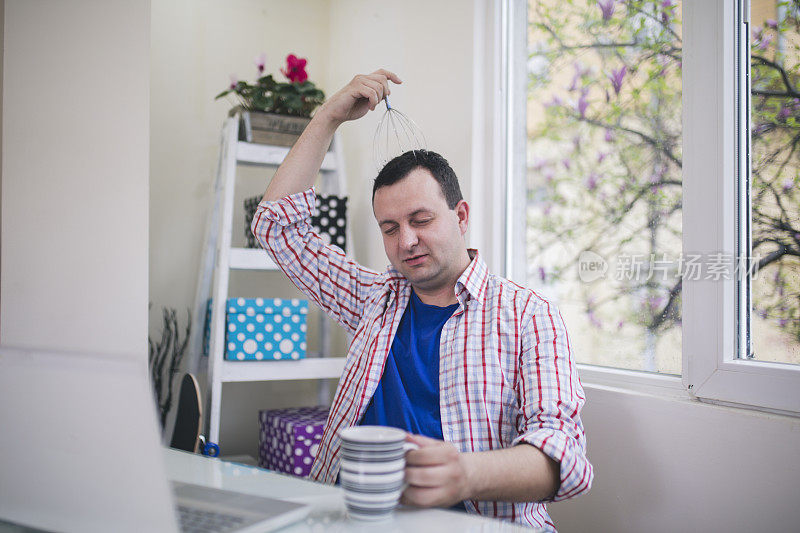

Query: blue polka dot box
[203,298,308,361]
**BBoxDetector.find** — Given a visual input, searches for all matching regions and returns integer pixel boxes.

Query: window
[749,0,800,366]
[525,0,683,374]
[502,0,800,413]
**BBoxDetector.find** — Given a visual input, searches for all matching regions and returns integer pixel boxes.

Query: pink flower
[281,54,308,84]
[255,52,266,75]
[597,0,615,21]
[608,66,627,95]
[229,74,238,90]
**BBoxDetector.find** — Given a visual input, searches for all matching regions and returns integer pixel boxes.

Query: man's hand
[401,433,562,508]
[401,433,472,508]
[316,69,402,127]
[263,69,401,202]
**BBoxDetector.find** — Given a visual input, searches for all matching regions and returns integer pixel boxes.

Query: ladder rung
[220,357,346,382]
[236,141,338,171]
[228,247,280,270]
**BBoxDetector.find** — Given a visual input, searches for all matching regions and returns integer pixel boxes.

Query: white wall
[1,0,150,356]
[548,385,800,532]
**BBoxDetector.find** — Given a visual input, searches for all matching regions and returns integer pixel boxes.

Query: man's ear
[455,200,469,235]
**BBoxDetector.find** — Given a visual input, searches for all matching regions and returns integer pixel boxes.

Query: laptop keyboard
[176,504,247,533]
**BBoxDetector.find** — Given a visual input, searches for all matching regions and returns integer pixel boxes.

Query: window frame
[493,0,800,414]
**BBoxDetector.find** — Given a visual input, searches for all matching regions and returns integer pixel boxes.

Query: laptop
[0,347,310,533]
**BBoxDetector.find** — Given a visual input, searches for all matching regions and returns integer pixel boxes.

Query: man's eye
[383,227,398,235]
[413,219,432,226]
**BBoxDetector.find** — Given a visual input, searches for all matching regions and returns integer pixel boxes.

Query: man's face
[372,168,470,292]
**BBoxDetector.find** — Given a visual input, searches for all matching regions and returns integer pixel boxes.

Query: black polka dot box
[258,406,328,478]
[244,193,348,252]
[203,297,308,361]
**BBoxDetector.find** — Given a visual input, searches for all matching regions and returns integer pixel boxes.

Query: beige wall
[1,0,150,356]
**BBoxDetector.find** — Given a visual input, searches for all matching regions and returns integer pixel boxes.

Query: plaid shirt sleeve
[512,296,594,502]
[250,188,380,335]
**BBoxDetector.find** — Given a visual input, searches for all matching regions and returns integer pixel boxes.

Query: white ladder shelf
[186,115,348,447]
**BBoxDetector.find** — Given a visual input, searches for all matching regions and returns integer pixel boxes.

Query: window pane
[750,0,800,365]
[526,0,682,373]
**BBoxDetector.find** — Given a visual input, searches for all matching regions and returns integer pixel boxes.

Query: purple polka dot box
[258,406,328,478]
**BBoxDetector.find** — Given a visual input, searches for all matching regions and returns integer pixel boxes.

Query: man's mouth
[403,254,428,266]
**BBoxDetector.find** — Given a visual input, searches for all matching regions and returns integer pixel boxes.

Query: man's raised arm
[262,69,402,202]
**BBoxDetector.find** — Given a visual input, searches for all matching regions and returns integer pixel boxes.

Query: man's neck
[412,286,458,307]
[412,250,473,307]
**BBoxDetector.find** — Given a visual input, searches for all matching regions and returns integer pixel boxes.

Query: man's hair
[372,150,463,209]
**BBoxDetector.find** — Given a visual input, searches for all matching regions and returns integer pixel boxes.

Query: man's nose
[399,226,418,249]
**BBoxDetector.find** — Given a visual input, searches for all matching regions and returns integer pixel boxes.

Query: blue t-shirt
[358,290,466,512]
[360,290,458,436]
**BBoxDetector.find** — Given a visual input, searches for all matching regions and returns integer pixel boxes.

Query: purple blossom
[538,267,547,283]
[568,62,590,91]
[608,66,627,96]
[779,318,788,328]
[647,296,664,312]
[778,106,792,121]
[588,311,602,329]
[229,74,238,90]
[586,172,600,191]
[543,203,552,215]
[544,94,563,108]
[597,152,608,163]
[616,320,624,330]
[577,88,590,118]
[759,33,774,51]
[562,158,571,170]
[604,128,615,142]
[255,52,266,74]
[661,0,674,7]
[597,0,615,21]
[782,178,794,192]
[766,19,778,29]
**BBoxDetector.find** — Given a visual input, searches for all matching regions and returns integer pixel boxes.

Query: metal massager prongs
[373,96,427,170]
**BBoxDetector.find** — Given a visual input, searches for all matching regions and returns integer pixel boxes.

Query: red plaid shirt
[252,189,593,531]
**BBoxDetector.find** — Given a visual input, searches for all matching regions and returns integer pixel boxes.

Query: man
[251,70,592,531]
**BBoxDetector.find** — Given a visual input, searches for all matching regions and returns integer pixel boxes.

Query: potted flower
[215,53,326,147]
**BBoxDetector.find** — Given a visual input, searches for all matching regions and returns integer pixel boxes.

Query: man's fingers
[405,444,458,467]
[400,485,450,508]
[359,78,386,108]
[404,464,451,487]
[354,84,380,108]
[372,68,403,85]
[406,433,441,447]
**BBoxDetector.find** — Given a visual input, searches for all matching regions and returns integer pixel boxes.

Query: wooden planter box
[237,110,311,147]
